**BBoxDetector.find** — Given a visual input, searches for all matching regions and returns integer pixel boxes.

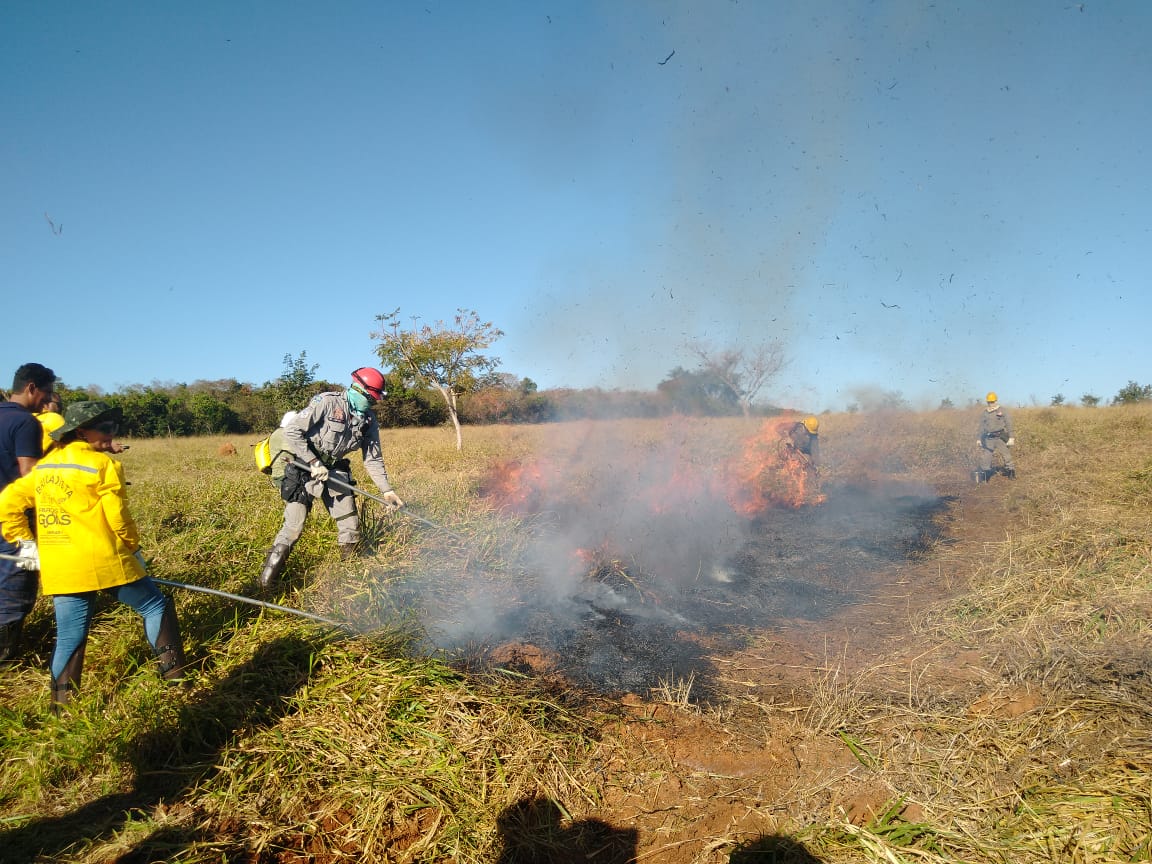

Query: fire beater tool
[290,460,464,542]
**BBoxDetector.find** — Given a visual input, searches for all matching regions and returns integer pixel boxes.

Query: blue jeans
[0,537,38,626]
[51,579,168,681]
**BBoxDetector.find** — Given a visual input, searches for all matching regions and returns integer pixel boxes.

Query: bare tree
[372,309,503,450]
[685,339,787,417]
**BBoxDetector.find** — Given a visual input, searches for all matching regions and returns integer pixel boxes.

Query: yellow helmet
[986,391,998,404]
[803,415,820,434]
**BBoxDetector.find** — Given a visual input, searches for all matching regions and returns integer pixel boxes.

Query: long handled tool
[0,551,37,568]
[151,577,357,632]
[291,460,465,542]
[0,552,355,632]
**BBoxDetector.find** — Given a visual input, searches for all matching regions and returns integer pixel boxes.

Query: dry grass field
[1,405,1150,863]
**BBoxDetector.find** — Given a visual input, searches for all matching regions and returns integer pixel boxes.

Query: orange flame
[480,418,823,523]
[722,418,825,516]
[481,458,557,514]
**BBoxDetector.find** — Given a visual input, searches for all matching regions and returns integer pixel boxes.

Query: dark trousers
[0,540,38,625]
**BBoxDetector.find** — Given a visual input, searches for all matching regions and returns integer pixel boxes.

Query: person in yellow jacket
[34,394,65,457]
[35,396,126,459]
[0,401,186,710]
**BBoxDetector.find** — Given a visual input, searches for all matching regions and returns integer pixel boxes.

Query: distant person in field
[259,367,404,589]
[0,401,187,711]
[977,391,1015,480]
[783,415,821,468]
[0,362,57,664]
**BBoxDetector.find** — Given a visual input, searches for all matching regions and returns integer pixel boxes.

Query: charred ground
[394,478,953,700]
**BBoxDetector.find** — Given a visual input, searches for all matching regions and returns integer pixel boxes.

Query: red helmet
[351,367,386,401]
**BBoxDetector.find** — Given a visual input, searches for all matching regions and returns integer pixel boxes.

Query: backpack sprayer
[255,428,463,541]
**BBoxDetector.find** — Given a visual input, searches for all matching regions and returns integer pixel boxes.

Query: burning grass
[1,407,1151,862]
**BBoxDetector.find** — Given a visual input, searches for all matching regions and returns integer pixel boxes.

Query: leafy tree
[1111,381,1152,405]
[374,378,448,428]
[846,387,908,412]
[685,339,787,417]
[187,392,244,434]
[372,309,503,450]
[460,374,554,424]
[53,383,95,407]
[515,392,556,423]
[111,388,183,437]
[1050,393,1065,406]
[657,366,740,415]
[1081,393,1100,407]
[269,352,320,412]
[541,387,667,420]
[879,391,909,411]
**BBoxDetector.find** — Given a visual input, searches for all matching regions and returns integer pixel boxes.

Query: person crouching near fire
[258,367,404,589]
[0,401,187,712]
[976,391,1015,481]
[783,415,821,469]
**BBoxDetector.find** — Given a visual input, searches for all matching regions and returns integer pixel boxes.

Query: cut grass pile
[1,407,1150,863]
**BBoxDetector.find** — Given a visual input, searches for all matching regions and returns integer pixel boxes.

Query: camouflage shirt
[979,407,1012,441]
[283,391,392,493]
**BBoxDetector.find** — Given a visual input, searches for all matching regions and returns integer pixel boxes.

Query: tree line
[47,362,1150,443]
[37,344,789,441]
[44,360,783,440]
[29,310,792,441]
[23,300,1151,441]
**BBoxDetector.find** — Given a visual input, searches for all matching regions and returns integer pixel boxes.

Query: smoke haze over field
[3,3,1150,410]
[374,418,946,692]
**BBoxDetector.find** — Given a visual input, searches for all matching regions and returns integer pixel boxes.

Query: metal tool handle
[0,552,354,631]
[289,459,464,541]
[152,577,356,632]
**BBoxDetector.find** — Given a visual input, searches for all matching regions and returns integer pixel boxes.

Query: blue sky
[3,1,1149,412]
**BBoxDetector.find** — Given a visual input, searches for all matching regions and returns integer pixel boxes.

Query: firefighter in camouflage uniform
[259,368,403,588]
[977,391,1015,481]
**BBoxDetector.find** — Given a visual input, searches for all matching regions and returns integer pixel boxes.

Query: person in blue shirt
[0,362,57,663]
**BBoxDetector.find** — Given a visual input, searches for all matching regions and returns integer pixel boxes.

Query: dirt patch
[577,475,1018,864]
[363,472,1017,863]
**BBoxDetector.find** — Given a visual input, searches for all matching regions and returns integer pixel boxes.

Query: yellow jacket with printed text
[0,439,145,595]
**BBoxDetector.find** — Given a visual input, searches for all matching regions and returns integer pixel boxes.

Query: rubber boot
[0,619,24,664]
[259,543,292,589]
[153,597,187,682]
[51,645,86,715]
